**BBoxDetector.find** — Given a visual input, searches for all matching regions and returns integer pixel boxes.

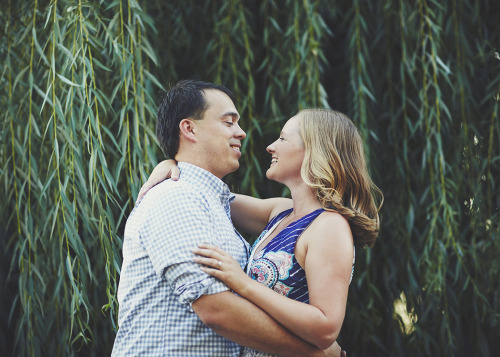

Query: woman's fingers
[135,160,179,203]
[193,246,222,260]
[170,166,180,180]
[193,245,236,274]
[194,244,230,261]
[193,256,221,268]
[197,243,225,254]
[192,246,227,271]
[193,247,249,294]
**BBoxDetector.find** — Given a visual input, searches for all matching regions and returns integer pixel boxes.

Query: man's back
[112,163,249,356]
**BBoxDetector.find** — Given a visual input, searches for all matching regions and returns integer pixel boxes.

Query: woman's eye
[279,137,285,141]
[226,122,234,126]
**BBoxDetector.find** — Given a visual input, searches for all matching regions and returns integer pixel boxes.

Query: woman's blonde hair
[298,109,383,247]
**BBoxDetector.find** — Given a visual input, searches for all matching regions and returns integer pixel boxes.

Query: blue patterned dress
[241,208,354,357]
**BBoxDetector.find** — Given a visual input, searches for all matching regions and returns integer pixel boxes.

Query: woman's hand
[193,243,252,295]
[136,159,180,203]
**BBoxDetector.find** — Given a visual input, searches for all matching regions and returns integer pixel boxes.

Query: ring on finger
[217,260,222,269]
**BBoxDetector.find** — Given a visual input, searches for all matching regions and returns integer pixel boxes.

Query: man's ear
[179,119,197,143]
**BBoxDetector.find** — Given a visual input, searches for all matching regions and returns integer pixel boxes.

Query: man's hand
[312,341,346,357]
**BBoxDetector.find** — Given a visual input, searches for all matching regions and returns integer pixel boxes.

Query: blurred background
[1,0,499,356]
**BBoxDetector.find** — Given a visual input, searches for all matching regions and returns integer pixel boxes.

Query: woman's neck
[288,181,322,217]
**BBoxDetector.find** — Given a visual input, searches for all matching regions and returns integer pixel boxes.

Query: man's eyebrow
[221,111,240,120]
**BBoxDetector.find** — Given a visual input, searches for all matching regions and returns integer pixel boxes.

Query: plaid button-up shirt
[112,162,249,356]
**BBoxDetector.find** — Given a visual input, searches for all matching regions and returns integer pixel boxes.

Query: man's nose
[235,124,246,139]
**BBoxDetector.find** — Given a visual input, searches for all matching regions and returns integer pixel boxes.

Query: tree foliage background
[1,0,499,356]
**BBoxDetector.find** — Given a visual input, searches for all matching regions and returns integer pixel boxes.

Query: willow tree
[1,0,499,356]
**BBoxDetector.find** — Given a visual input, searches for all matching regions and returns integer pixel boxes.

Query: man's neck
[175,154,219,178]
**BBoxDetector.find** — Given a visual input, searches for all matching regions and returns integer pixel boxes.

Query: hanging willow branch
[0,0,499,356]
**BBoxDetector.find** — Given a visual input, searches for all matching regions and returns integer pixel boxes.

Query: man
[112,80,342,356]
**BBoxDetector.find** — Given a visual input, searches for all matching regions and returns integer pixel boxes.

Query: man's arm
[193,291,341,357]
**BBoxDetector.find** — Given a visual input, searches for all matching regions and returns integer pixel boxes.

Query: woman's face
[265,116,305,184]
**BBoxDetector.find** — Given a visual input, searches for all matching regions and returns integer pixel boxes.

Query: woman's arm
[193,212,354,349]
[136,160,293,234]
[230,194,292,235]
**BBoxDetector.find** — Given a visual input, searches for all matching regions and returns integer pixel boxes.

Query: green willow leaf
[56,73,81,87]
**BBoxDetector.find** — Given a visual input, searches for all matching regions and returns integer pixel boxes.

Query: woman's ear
[179,119,197,143]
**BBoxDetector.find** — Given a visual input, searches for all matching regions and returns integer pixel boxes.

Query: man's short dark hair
[156,80,235,158]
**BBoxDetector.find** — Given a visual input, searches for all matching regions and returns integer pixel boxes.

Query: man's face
[195,90,246,178]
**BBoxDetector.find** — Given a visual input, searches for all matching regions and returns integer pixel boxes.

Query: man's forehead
[203,88,232,101]
[204,90,239,118]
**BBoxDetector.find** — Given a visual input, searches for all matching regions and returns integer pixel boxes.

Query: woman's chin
[265,169,279,182]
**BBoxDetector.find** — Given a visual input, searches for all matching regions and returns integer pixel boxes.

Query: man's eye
[226,122,234,126]
[279,137,285,141]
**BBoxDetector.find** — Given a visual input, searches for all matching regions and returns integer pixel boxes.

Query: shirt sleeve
[138,184,230,310]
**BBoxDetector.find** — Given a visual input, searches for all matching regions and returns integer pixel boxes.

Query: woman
[139,109,382,356]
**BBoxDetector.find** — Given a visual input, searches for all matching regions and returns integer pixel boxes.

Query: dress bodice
[246,208,325,303]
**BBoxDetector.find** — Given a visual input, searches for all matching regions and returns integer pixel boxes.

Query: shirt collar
[177,162,234,205]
